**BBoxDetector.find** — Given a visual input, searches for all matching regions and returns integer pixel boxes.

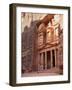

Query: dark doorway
[43,52,45,69]
[52,50,55,67]
[47,51,51,69]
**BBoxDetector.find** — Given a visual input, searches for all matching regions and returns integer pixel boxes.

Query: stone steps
[38,67,60,74]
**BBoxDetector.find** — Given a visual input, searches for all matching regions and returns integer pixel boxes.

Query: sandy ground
[22,69,60,77]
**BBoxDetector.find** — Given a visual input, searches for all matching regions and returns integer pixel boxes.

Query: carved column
[38,53,40,71]
[51,50,53,68]
[40,52,43,71]
[54,49,57,67]
[45,51,47,70]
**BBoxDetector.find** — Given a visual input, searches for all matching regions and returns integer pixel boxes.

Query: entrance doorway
[47,51,51,69]
[43,52,45,69]
[52,50,55,67]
